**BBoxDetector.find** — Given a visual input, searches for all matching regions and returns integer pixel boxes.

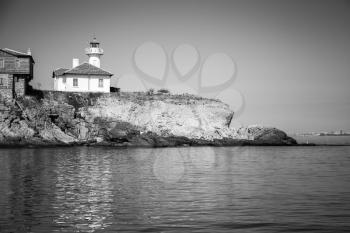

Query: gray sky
[1,0,350,133]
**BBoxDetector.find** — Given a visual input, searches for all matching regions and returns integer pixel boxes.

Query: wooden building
[0,48,35,99]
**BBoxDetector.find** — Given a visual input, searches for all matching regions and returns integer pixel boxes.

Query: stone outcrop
[0,91,297,147]
[80,92,235,140]
[234,125,297,145]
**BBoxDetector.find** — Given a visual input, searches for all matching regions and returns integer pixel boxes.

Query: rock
[95,136,104,143]
[77,122,89,140]
[81,93,235,140]
[39,124,77,144]
[0,93,297,147]
[0,118,35,141]
[235,125,297,145]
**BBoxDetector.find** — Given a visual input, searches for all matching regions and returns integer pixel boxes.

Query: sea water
[0,146,349,232]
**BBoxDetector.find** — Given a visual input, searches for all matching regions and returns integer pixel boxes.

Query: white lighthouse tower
[85,37,104,68]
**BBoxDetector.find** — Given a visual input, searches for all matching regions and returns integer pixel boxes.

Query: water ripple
[0,146,349,232]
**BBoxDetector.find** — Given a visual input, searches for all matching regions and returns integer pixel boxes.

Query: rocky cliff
[0,91,297,147]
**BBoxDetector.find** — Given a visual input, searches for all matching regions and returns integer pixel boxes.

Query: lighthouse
[85,37,104,68]
[52,36,114,93]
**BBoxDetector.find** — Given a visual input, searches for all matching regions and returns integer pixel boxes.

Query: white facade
[54,75,110,93]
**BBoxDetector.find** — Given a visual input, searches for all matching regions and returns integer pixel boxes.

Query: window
[63,77,66,83]
[15,59,20,68]
[98,78,103,87]
[0,75,8,87]
[73,78,78,87]
[0,59,4,68]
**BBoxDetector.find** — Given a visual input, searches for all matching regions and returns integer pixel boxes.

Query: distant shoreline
[293,134,350,137]
[2,144,350,150]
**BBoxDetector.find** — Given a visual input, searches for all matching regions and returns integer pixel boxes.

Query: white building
[53,37,113,93]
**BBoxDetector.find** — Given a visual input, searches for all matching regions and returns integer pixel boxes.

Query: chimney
[72,58,79,68]
[27,48,31,55]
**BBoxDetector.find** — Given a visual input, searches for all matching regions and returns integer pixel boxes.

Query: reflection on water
[0,146,350,232]
[53,148,113,232]
[186,147,216,170]
[153,148,185,184]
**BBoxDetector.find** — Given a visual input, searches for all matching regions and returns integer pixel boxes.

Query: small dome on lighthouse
[85,36,104,68]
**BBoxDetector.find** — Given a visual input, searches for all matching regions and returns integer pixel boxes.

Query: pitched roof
[53,68,69,77]
[62,62,113,76]
[1,48,35,63]
[2,48,29,56]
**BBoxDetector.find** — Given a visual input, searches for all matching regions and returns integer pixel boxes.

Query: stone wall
[0,74,12,100]
[0,75,29,100]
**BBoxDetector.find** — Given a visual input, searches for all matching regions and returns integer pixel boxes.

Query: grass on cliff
[31,90,226,109]
[117,91,224,105]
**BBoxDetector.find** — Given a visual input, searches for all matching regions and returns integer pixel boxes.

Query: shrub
[146,88,154,96]
[157,88,170,94]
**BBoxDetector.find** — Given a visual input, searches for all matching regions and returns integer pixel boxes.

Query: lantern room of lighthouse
[85,37,104,68]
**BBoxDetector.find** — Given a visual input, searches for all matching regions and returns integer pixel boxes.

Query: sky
[1,0,350,133]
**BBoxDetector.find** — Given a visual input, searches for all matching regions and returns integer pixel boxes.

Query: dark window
[73,78,78,87]
[0,78,3,86]
[15,59,20,68]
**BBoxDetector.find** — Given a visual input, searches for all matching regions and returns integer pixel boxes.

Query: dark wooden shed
[0,48,35,99]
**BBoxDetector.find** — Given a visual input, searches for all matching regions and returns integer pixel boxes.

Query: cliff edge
[0,91,297,147]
